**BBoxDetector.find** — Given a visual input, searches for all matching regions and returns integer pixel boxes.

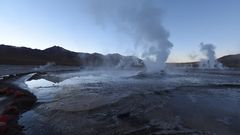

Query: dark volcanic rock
[0,84,37,135]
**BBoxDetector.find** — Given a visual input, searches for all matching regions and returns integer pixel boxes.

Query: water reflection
[25,79,59,102]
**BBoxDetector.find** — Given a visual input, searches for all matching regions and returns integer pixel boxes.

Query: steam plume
[199,43,223,69]
[86,0,173,72]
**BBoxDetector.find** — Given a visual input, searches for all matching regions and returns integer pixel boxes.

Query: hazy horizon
[1,0,240,63]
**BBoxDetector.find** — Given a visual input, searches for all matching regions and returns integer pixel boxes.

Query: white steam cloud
[199,42,223,69]
[85,0,173,72]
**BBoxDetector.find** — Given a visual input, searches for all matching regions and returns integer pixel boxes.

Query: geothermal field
[0,66,239,135]
[1,0,240,135]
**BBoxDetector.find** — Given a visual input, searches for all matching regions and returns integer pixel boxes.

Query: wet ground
[7,68,240,135]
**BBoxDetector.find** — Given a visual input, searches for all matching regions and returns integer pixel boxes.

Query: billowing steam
[199,43,223,69]
[86,0,173,73]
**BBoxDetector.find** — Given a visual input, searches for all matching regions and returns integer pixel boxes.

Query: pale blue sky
[0,0,239,62]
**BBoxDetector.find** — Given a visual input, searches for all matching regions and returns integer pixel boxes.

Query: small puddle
[26,79,56,88]
[25,79,60,102]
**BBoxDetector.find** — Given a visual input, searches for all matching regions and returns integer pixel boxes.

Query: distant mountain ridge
[169,54,240,68]
[0,44,239,68]
[0,44,144,69]
[218,54,240,68]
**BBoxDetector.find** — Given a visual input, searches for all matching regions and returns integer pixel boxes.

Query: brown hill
[0,44,238,68]
[0,45,80,65]
[218,54,240,68]
[0,44,144,68]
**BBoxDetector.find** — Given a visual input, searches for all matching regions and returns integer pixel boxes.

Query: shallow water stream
[18,69,240,135]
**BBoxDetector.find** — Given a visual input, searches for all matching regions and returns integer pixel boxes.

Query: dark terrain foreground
[1,67,240,135]
[0,73,37,135]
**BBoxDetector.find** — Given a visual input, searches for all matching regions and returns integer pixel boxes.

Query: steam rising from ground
[86,0,173,72]
[34,62,55,71]
[199,43,223,69]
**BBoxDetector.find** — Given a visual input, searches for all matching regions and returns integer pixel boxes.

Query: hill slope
[218,54,240,68]
[0,44,239,68]
[0,44,144,68]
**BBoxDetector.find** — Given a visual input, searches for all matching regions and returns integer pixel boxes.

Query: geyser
[86,0,173,73]
[199,43,223,69]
